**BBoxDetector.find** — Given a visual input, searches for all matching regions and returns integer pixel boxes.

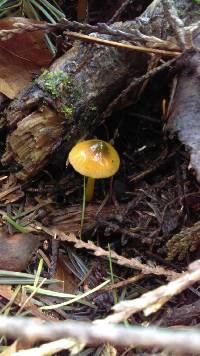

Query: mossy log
[1,0,198,180]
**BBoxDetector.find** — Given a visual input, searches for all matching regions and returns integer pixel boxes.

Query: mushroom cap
[68,139,120,178]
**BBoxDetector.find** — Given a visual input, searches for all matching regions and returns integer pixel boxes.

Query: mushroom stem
[80,176,87,239]
[85,177,95,202]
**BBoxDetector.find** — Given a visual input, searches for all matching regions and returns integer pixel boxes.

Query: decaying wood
[167,49,200,181]
[166,218,200,261]
[1,0,199,180]
[2,106,64,178]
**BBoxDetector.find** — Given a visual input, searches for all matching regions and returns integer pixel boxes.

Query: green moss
[38,69,86,122]
[60,105,74,118]
[40,70,72,98]
[89,105,97,112]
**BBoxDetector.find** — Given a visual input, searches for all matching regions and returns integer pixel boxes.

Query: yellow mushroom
[68,139,120,202]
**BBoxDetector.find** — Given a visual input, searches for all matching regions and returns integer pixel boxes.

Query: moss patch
[40,70,73,98]
[38,70,83,120]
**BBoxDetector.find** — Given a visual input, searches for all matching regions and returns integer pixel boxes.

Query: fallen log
[1,0,199,180]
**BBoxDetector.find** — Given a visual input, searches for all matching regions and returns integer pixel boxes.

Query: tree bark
[1,0,199,180]
[166,34,200,181]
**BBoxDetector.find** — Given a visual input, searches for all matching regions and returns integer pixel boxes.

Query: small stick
[108,0,134,24]
[65,31,181,57]
[11,19,177,49]
[101,57,177,119]
[30,222,179,279]
[101,260,200,324]
[1,316,200,353]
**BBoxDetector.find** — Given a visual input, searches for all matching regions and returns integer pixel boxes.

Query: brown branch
[11,19,176,49]
[30,222,179,279]
[102,273,145,292]
[0,18,180,56]
[101,260,200,324]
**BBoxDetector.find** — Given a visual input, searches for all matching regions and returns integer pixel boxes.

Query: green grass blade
[0,285,21,314]
[29,0,56,23]
[0,1,20,13]
[0,210,27,233]
[45,33,56,55]
[0,0,14,8]
[51,0,63,12]
[25,286,75,298]
[33,258,43,288]
[25,286,96,308]
[108,243,118,304]
[0,278,59,285]
[80,176,86,239]
[0,270,59,285]
[37,0,65,19]
[41,279,110,310]
[24,0,39,19]
[0,270,36,278]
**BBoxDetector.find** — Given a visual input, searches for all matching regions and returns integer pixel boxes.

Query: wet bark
[1,0,199,180]
[167,48,200,181]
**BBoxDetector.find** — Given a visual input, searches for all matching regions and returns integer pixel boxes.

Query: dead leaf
[0,230,40,271]
[0,17,52,99]
[0,285,13,301]
[100,343,117,356]
[51,254,79,294]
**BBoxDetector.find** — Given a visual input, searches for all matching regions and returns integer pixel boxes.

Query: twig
[65,31,180,57]
[10,19,175,49]
[1,316,200,353]
[101,57,177,119]
[108,0,134,24]
[0,19,180,55]
[162,0,186,49]
[30,222,179,279]
[102,273,145,292]
[0,185,21,201]
[101,260,200,324]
